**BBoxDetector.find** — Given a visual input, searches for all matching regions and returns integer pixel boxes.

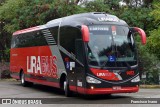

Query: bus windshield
[87,25,137,67]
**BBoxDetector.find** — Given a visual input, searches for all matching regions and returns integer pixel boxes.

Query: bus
[10,12,146,97]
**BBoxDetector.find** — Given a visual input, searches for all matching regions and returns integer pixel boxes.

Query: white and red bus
[10,12,146,97]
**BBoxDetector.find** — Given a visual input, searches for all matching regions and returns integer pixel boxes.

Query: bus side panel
[10,46,60,88]
[10,48,21,79]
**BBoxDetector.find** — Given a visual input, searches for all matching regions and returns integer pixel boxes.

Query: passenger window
[60,26,81,54]
[12,31,48,48]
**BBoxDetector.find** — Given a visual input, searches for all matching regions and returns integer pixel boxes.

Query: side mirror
[81,25,90,42]
[132,27,147,45]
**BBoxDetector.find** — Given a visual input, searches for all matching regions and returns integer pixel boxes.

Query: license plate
[112,86,121,90]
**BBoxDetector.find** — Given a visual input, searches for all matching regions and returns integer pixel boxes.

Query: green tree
[118,7,153,34]
[147,1,160,58]
[139,1,160,84]
[0,0,85,33]
[85,0,111,12]
[0,0,85,60]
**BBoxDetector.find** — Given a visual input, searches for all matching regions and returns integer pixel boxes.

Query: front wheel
[64,77,72,97]
[20,72,33,87]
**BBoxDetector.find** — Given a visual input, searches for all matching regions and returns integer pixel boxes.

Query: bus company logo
[97,72,112,77]
[27,56,57,77]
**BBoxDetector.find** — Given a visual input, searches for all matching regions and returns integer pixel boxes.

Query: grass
[140,84,160,88]
[0,78,17,81]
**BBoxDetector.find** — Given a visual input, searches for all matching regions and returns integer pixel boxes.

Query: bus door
[75,39,86,93]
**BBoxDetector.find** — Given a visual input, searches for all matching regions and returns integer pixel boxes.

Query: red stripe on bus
[69,86,77,92]
[25,77,60,88]
[13,26,41,36]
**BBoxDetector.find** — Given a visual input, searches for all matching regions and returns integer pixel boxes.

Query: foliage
[143,1,160,85]
[147,1,160,58]
[0,0,85,33]
[85,0,111,13]
[0,0,26,33]
[147,27,160,57]
[119,7,153,31]
[137,36,160,85]
[150,1,160,28]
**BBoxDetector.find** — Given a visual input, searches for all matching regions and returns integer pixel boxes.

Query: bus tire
[20,72,33,87]
[64,77,72,97]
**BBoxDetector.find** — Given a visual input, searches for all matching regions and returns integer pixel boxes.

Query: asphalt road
[0,80,160,107]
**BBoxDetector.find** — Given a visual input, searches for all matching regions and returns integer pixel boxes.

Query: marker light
[131,75,140,82]
[91,86,94,89]
[86,76,101,84]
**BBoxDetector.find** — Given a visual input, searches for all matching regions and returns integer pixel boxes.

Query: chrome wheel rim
[21,73,24,84]
[64,81,66,91]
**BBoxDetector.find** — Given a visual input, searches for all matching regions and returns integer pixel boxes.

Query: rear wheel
[64,77,72,97]
[20,72,33,87]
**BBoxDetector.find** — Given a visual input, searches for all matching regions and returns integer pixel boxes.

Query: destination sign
[89,25,109,31]
[98,17,119,22]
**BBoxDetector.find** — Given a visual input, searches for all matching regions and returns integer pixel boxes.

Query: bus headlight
[86,76,101,84]
[131,75,140,82]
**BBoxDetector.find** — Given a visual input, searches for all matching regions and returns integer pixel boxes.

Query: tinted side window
[11,31,48,48]
[21,31,47,47]
[60,26,81,54]
[11,36,18,48]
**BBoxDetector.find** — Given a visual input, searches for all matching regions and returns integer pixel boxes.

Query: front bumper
[75,86,139,95]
